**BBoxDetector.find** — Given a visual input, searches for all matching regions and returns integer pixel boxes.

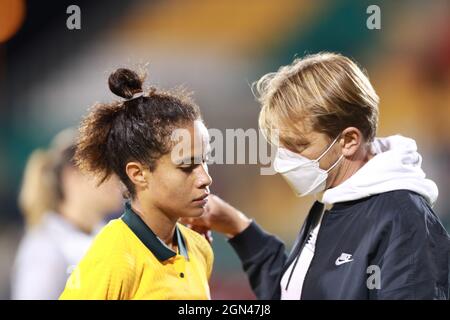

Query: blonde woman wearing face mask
[185,52,450,300]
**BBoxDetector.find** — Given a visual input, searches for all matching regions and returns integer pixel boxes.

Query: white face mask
[274,135,344,197]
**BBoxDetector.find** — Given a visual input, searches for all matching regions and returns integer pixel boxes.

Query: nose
[196,163,212,189]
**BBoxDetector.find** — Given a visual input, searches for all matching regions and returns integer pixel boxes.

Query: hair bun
[108,68,143,99]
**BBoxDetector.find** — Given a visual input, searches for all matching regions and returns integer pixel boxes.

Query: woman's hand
[182,194,252,239]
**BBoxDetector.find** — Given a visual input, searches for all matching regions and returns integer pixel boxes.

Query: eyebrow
[281,136,310,150]
[177,155,204,165]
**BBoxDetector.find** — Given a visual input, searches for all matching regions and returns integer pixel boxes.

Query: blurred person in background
[11,129,123,300]
[186,52,450,300]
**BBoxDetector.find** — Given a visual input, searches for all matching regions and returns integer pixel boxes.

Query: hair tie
[130,92,145,100]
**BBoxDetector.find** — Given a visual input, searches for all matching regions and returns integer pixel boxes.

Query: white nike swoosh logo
[335,258,354,266]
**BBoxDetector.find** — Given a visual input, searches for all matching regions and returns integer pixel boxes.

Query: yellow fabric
[59,219,213,300]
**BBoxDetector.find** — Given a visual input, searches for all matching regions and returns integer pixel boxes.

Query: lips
[193,193,209,202]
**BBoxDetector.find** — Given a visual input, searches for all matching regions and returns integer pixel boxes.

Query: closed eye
[295,142,310,153]
[180,164,197,172]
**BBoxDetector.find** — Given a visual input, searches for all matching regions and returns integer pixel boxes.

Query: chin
[185,206,205,218]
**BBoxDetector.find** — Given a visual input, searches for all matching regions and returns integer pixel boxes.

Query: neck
[59,200,103,234]
[329,145,374,188]
[130,196,178,247]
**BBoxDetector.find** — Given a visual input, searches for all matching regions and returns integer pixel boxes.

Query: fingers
[205,230,213,244]
[186,225,213,244]
[197,228,213,244]
[180,215,209,228]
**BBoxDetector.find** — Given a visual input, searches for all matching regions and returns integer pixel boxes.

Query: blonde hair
[18,149,56,227]
[18,129,77,228]
[254,52,379,150]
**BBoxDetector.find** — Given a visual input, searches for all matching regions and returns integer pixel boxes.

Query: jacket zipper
[287,207,327,298]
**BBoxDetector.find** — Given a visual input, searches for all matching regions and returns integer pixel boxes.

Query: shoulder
[372,190,432,219]
[82,218,129,261]
[18,226,58,252]
[367,190,447,239]
[15,216,64,263]
[14,225,66,276]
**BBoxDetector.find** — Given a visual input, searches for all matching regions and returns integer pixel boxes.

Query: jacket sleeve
[373,195,450,300]
[228,221,288,299]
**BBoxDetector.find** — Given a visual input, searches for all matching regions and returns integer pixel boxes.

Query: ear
[125,161,148,189]
[339,127,363,157]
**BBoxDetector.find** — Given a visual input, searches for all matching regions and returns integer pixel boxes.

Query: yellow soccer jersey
[59,202,213,300]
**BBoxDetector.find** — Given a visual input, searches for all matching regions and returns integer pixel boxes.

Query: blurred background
[0,0,449,299]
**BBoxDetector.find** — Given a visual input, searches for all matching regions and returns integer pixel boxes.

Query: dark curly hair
[75,67,201,198]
